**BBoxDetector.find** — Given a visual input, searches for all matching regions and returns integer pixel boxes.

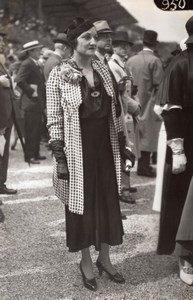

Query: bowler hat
[143,30,158,45]
[21,40,43,53]
[94,20,112,34]
[53,33,70,46]
[185,16,193,44]
[112,31,133,46]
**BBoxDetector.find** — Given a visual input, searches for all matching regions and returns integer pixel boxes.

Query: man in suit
[15,40,46,164]
[44,33,72,81]
[126,30,163,177]
[0,32,17,194]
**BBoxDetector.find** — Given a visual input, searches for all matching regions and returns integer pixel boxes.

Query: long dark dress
[65,71,124,252]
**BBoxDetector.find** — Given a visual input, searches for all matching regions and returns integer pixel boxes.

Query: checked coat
[46,59,122,215]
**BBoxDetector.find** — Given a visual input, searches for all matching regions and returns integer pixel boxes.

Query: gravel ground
[0,141,193,300]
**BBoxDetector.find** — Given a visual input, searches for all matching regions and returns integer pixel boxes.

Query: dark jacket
[0,63,15,129]
[15,57,46,113]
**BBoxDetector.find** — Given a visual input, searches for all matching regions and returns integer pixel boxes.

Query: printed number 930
[162,0,186,10]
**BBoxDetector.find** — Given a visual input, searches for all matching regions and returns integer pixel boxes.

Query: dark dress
[157,49,193,256]
[65,71,124,252]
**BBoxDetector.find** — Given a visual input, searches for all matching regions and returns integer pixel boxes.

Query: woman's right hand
[172,153,187,174]
[57,161,69,180]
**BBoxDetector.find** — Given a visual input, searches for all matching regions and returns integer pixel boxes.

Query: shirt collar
[143,47,154,53]
[53,51,62,58]
[111,53,125,68]
[29,56,39,65]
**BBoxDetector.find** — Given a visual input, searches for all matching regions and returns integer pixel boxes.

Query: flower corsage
[60,63,82,84]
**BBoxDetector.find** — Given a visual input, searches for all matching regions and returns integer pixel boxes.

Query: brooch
[91,91,100,97]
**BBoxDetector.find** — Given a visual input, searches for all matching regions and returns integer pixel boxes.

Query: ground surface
[0,142,193,300]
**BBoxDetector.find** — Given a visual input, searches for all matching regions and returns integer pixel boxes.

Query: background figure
[9,61,23,150]
[156,16,193,286]
[46,17,134,292]
[108,31,141,203]
[0,32,17,194]
[15,40,46,164]
[44,33,72,82]
[38,47,53,70]
[126,30,163,177]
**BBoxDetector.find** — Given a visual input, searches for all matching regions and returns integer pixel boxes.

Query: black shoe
[36,155,46,160]
[120,195,136,204]
[96,260,125,284]
[129,187,137,193]
[137,168,156,178]
[0,186,17,195]
[79,263,97,291]
[120,188,136,204]
[25,158,40,164]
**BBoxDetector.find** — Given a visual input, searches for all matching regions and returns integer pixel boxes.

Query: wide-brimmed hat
[112,31,133,46]
[21,40,43,53]
[53,33,71,46]
[185,16,193,44]
[93,20,112,34]
[143,30,158,45]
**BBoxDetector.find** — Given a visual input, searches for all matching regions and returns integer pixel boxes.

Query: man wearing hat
[93,20,113,64]
[15,40,46,164]
[108,31,141,204]
[127,30,163,177]
[0,31,18,194]
[44,33,72,81]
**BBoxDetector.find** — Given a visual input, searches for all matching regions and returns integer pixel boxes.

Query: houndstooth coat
[46,59,122,215]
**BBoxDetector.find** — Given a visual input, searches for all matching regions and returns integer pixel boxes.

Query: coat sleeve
[46,67,64,142]
[15,60,34,98]
[151,58,164,90]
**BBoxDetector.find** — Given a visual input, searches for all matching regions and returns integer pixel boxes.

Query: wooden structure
[42,0,137,30]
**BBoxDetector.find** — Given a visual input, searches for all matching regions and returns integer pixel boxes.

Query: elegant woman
[46,17,131,291]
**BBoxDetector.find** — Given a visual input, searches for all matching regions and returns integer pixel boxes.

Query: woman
[156,16,193,286]
[46,17,131,291]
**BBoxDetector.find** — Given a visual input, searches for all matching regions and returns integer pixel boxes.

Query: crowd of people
[1,14,193,291]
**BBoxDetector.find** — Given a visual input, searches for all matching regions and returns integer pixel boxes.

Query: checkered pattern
[46,59,122,215]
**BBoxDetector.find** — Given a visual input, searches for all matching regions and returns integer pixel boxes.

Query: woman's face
[75,27,97,57]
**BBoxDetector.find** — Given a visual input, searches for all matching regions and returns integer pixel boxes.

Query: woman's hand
[172,153,187,174]
[57,161,69,180]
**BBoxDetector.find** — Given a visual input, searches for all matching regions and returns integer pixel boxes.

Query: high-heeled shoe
[179,257,193,286]
[96,260,125,284]
[79,263,97,291]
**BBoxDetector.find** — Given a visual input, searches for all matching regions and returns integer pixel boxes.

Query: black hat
[112,31,133,46]
[143,30,158,45]
[53,33,71,46]
[93,20,113,34]
[185,16,193,44]
[66,17,93,42]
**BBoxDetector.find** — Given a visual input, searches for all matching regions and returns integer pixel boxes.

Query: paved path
[0,144,193,300]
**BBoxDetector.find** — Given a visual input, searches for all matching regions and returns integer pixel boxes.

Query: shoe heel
[96,260,103,276]
[79,263,97,291]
